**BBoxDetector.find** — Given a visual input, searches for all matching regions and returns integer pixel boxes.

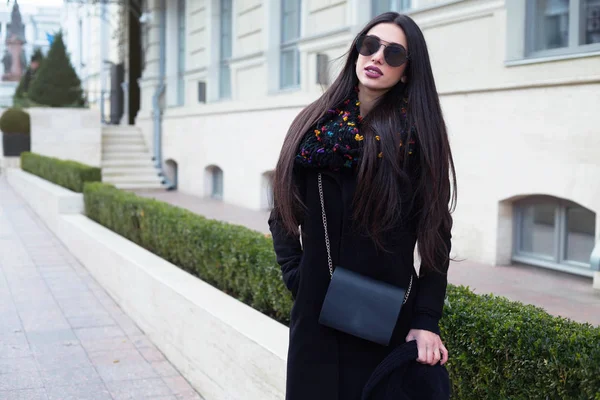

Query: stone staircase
[101,126,165,190]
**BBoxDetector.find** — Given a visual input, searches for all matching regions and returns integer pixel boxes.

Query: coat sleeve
[410,227,451,335]
[268,169,306,298]
[406,141,452,335]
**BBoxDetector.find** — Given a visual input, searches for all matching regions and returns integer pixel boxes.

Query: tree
[28,31,85,108]
[13,47,44,108]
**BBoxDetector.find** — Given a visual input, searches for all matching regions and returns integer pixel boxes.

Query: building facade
[62,1,121,122]
[129,0,600,282]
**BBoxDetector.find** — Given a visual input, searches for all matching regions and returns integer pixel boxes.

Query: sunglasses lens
[357,36,408,67]
[384,45,407,67]
[357,36,381,57]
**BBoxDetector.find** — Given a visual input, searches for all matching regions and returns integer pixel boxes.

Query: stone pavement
[0,177,203,399]
[134,189,600,327]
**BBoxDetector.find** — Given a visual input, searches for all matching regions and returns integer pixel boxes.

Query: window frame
[372,0,412,16]
[176,0,186,107]
[211,167,224,200]
[521,0,600,60]
[219,0,233,99]
[513,195,596,275]
[279,0,302,90]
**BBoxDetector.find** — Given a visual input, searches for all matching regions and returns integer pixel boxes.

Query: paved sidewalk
[0,177,203,399]
[135,189,600,327]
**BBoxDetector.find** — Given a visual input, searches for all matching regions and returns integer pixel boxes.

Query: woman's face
[355,23,409,93]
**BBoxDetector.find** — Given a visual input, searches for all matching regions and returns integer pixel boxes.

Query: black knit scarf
[294,89,414,172]
[295,89,364,171]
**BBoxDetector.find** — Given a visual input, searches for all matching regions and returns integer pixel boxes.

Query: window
[372,0,412,15]
[219,0,233,99]
[177,0,186,106]
[280,0,301,89]
[261,171,275,210]
[207,166,224,200]
[513,196,596,273]
[526,0,600,57]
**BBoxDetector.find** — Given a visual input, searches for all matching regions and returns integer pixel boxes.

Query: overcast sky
[2,0,64,8]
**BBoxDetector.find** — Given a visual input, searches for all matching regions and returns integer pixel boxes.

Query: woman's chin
[358,79,393,93]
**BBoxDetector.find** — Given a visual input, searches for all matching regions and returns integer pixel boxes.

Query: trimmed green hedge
[0,107,30,134]
[442,286,600,400]
[83,182,293,322]
[83,182,600,400]
[21,152,101,193]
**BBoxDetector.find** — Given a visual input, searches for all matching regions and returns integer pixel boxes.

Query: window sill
[269,85,301,96]
[403,0,466,15]
[512,255,594,278]
[505,50,600,67]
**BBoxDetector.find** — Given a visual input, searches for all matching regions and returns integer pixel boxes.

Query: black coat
[268,166,451,400]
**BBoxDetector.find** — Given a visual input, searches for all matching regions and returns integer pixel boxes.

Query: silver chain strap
[318,172,335,278]
[317,173,412,304]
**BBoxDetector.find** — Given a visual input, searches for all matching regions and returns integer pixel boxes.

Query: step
[102,132,143,140]
[103,144,148,152]
[102,167,160,177]
[101,159,156,168]
[112,182,166,190]
[102,136,146,145]
[102,126,142,134]
[103,175,163,184]
[102,152,152,160]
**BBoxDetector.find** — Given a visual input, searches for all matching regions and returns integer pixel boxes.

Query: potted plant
[0,107,31,156]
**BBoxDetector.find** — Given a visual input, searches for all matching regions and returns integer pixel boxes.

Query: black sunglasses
[355,35,409,67]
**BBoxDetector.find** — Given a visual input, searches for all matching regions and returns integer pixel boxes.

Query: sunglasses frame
[355,35,410,67]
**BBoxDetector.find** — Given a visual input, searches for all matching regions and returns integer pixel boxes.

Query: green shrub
[28,31,85,108]
[82,182,600,399]
[14,47,45,108]
[83,182,294,322]
[442,285,600,400]
[0,107,30,134]
[21,152,101,192]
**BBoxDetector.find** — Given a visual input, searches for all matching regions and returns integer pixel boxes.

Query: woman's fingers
[407,329,449,366]
[432,347,441,365]
[440,343,449,365]
[416,340,427,363]
[425,341,443,365]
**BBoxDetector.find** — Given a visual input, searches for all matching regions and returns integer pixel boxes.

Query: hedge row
[83,182,293,322]
[21,152,101,193]
[83,182,600,400]
[442,286,600,400]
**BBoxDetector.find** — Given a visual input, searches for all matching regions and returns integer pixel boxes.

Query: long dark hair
[272,12,457,274]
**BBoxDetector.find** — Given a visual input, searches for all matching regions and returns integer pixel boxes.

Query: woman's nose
[371,45,385,64]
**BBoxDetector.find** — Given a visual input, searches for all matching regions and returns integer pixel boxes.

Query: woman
[268,12,456,400]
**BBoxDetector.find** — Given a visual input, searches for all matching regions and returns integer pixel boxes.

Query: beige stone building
[118,0,600,285]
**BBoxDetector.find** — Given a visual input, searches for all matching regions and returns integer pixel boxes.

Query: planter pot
[2,132,30,156]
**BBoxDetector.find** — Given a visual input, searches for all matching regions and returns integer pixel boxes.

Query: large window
[513,196,596,274]
[526,0,600,57]
[219,0,233,99]
[280,0,301,89]
[177,0,186,106]
[372,0,412,15]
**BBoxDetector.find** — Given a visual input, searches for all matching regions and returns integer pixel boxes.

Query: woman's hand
[406,329,448,366]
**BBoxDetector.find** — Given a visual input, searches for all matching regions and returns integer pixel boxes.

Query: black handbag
[316,173,413,346]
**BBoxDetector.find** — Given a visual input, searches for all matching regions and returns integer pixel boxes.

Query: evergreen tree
[28,31,85,108]
[13,47,44,107]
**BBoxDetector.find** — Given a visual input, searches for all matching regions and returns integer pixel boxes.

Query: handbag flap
[319,266,406,346]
